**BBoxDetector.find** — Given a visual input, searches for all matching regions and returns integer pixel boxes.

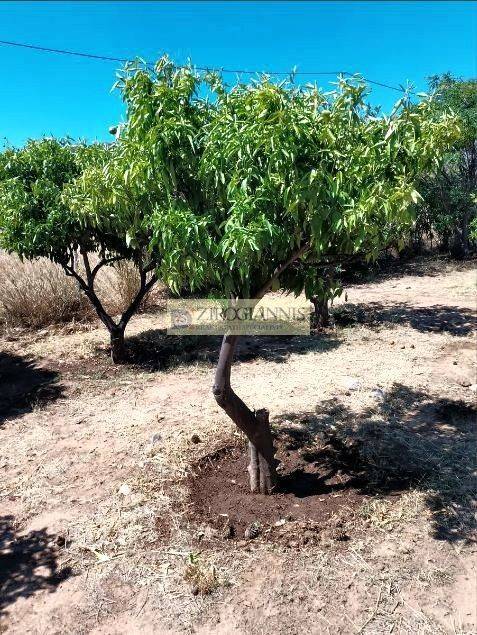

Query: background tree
[119,59,458,493]
[414,74,476,257]
[0,138,157,362]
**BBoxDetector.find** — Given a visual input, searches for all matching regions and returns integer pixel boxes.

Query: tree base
[247,409,278,494]
[110,328,127,364]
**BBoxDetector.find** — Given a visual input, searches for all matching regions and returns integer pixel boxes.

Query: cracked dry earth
[0,258,476,634]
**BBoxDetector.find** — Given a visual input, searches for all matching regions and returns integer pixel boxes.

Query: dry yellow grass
[0,251,167,330]
[0,252,93,328]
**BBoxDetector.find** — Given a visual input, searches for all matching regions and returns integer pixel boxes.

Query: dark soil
[187,437,369,542]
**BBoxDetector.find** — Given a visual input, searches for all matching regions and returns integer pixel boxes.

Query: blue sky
[1,1,475,147]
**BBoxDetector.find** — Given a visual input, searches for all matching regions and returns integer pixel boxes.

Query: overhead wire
[0,38,413,94]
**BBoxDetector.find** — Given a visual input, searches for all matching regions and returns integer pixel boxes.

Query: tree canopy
[114,58,459,301]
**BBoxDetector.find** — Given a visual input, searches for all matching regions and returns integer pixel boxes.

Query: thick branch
[119,271,158,329]
[212,334,277,467]
[80,248,93,288]
[253,242,310,300]
[62,260,116,331]
[91,256,125,281]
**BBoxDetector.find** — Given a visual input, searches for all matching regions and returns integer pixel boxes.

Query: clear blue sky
[1,1,475,147]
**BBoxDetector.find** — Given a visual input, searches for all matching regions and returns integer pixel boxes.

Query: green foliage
[0,137,160,351]
[115,58,458,298]
[0,61,460,312]
[0,139,112,263]
[415,74,476,253]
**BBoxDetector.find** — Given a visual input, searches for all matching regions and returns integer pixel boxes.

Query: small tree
[115,60,458,492]
[0,138,157,362]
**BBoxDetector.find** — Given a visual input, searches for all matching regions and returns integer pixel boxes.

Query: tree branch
[62,259,116,332]
[119,271,158,329]
[253,242,310,299]
[91,256,125,281]
[80,248,93,287]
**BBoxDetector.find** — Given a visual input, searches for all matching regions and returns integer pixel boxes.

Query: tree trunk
[311,296,330,329]
[213,334,278,494]
[247,409,276,494]
[110,326,126,363]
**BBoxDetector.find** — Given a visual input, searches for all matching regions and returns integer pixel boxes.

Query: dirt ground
[0,257,476,634]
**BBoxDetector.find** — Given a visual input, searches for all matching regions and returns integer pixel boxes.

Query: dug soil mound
[187,433,370,544]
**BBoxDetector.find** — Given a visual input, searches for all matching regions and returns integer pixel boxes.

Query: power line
[0,39,130,64]
[0,38,411,94]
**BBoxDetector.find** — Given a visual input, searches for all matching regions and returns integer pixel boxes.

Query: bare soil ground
[0,257,476,634]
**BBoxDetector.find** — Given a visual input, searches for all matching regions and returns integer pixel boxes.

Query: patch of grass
[184,553,222,596]
[359,491,425,530]
[0,253,94,329]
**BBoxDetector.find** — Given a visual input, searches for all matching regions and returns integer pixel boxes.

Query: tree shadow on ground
[333,301,477,336]
[340,254,476,286]
[118,330,342,371]
[0,516,72,618]
[273,383,477,543]
[0,352,64,426]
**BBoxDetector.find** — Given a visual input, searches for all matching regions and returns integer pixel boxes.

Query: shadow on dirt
[340,254,476,286]
[274,383,476,543]
[0,515,72,618]
[119,330,342,371]
[0,352,64,426]
[333,302,477,336]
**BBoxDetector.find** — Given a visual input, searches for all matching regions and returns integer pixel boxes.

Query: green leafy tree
[0,138,158,362]
[117,58,458,492]
[415,74,476,256]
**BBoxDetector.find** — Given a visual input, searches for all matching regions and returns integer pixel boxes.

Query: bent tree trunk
[110,326,126,364]
[213,334,278,494]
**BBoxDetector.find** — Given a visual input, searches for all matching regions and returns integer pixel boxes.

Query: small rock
[400,345,406,349]
[144,433,163,457]
[55,535,67,547]
[274,519,286,527]
[303,530,316,544]
[453,361,458,365]
[390,341,395,345]
[410,344,415,349]
[244,521,261,540]
[190,434,202,444]
[460,379,472,388]
[469,384,477,393]
[343,377,361,391]
[118,483,131,496]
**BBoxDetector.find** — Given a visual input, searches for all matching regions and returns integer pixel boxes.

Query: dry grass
[0,252,167,331]
[0,253,94,328]
[183,553,222,595]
